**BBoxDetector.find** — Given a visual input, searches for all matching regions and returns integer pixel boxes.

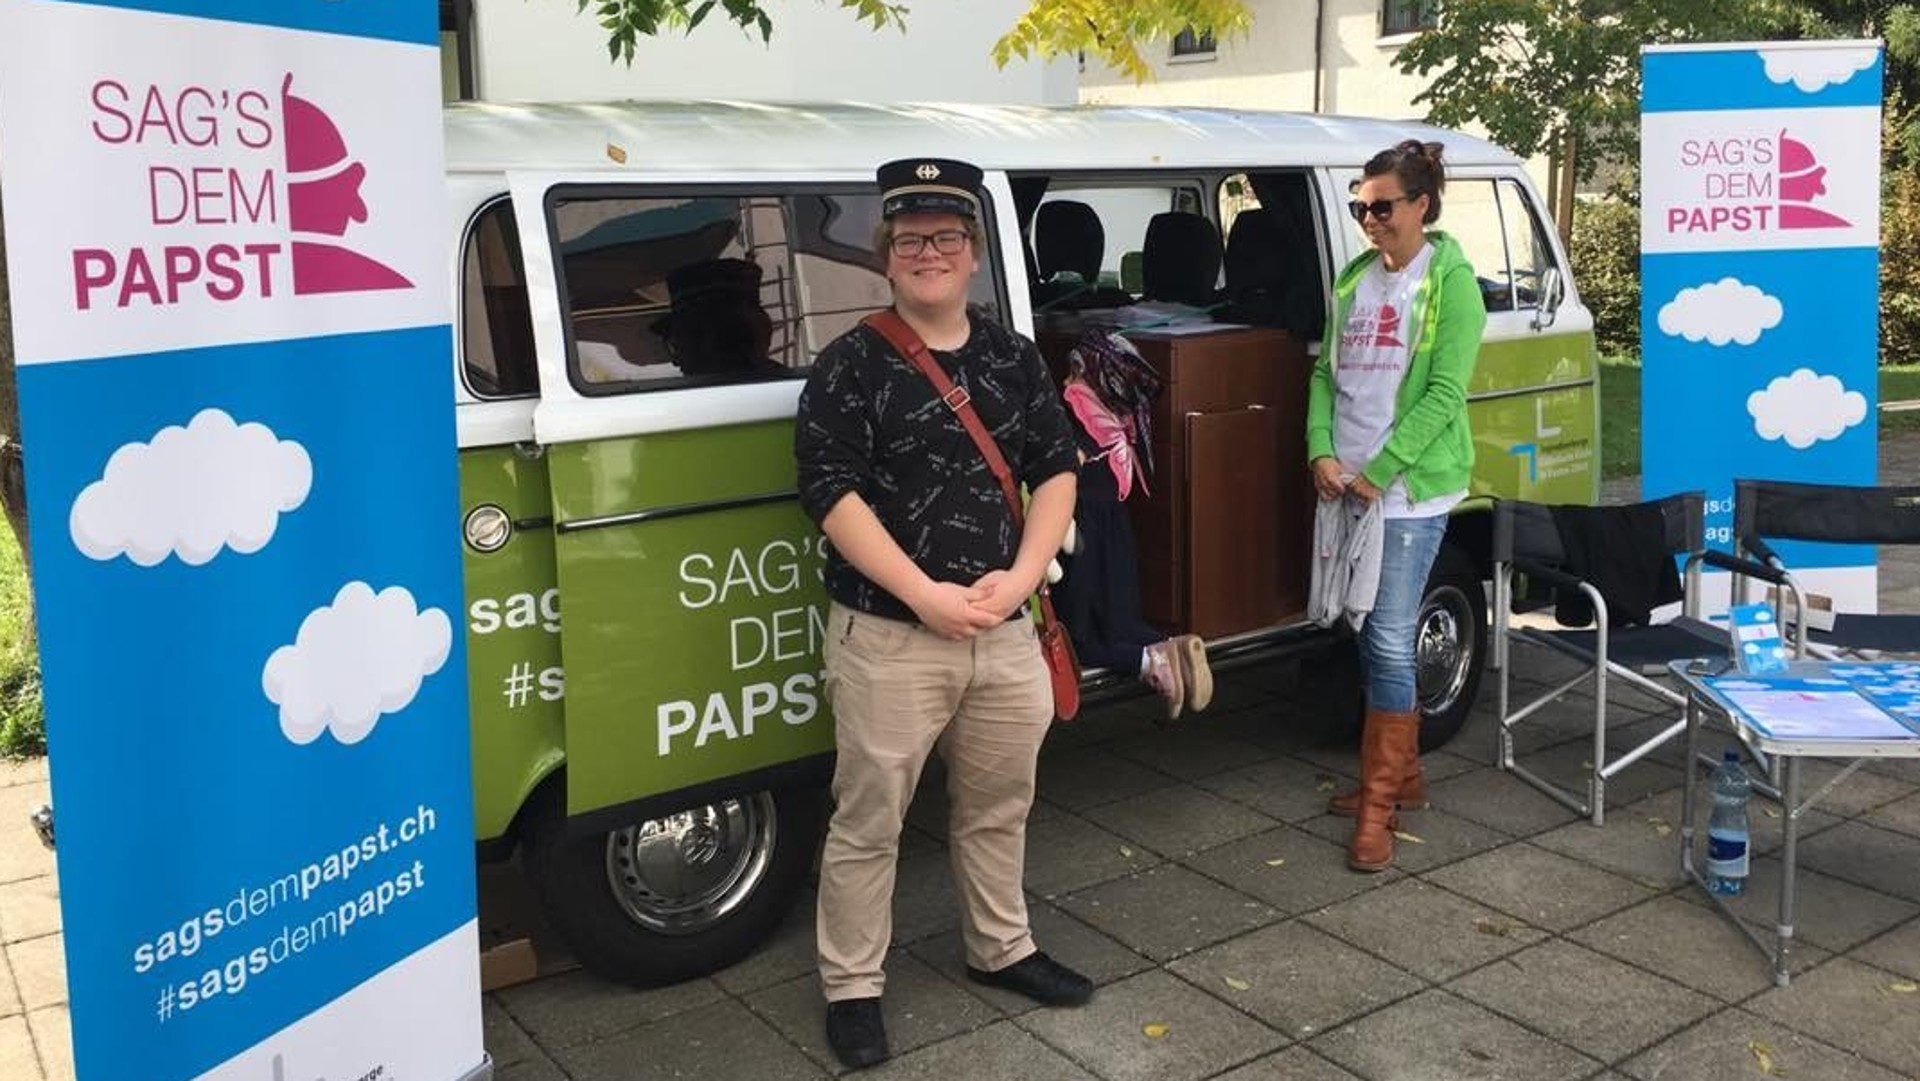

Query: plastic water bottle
[1706,750,1752,896]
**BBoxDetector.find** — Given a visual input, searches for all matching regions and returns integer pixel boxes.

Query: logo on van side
[72,73,412,311]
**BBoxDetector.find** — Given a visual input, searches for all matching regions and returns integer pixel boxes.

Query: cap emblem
[916,163,942,181]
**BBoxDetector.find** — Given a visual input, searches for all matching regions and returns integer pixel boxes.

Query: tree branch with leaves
[573,0,1252,83]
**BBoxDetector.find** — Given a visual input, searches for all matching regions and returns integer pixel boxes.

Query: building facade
[1078,0,1438,118]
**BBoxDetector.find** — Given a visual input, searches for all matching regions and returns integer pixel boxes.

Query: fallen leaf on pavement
[1224,976,1251,991]
[1473,918,1514,937]
[1393,830,1425,844]
[1315,774,1338,792]
[1263,857,1286,867]
[1647,817,1673,837]
[1142,1022,1170,1040]
[1119,845,1135,858]
[1749,1040,1778,1075]
[1889,980,1918,994]
[1764,807,1782,819]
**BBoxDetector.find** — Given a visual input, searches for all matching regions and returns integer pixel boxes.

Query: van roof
[443,99,1519,175]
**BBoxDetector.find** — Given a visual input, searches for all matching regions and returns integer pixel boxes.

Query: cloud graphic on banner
[1759,48,1878,93]
[263,582,452,745]
[70,409,312,566]
[1657,278,1783,346]
[1747,368,1868,450]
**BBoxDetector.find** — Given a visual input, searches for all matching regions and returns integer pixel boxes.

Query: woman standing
[1305,140,1486,873]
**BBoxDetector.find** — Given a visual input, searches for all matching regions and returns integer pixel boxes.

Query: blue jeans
[1360,515,1447,713]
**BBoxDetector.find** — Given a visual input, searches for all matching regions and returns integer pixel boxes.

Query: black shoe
[824,997,889,1070]
[966,951,1094,1006]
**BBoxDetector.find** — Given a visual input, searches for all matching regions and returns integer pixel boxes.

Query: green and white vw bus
[447,100,1599,986]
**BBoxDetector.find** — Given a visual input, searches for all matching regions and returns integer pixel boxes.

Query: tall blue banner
[1641,41,1884,612]
[0,3,486,1080]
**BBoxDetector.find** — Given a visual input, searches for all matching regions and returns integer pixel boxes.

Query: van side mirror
[1530,266,1564,331]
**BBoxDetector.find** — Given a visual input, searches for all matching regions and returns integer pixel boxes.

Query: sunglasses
[1347,194,1421,223]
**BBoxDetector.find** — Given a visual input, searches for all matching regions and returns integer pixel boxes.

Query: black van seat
[1032,200,1135,311]
[1141,211,1223,308]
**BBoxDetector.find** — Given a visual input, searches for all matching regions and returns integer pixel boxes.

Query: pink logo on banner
[282,75,412,295]
[1777,129,1852,230]
[69,72,414,311]
[1663,127,1853,236]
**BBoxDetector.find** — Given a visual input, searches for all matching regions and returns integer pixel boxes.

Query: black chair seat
[1540,617,1727,672]
[1811,613,1920,654]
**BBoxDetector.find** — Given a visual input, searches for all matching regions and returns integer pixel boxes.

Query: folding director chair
[1490,493,1788,825]
[1734,478,1920,659]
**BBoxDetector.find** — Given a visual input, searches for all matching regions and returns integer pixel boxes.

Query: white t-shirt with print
[1331,242,1465,519]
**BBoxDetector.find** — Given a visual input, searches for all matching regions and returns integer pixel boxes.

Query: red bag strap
[861,309,1065,629]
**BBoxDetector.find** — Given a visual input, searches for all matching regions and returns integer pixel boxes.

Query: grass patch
[1596,359,1920,478]
[1598,356,1641,480]
[0,524,43,760]
[1886,364,1920,436]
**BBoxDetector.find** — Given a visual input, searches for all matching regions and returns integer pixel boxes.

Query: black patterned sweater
[795,311,1079,622]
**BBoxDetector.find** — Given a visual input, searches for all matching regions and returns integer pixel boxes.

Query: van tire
[1412,564,1487,753]
[1318,563,1487,754]
[522,780,826,988]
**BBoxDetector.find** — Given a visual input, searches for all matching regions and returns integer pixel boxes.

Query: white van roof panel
[444,100,1518,175]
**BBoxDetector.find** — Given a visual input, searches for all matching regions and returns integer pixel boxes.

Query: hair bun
[1421,140,1445,162]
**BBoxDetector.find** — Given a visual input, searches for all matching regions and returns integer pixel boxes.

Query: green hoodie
[1306,230,1487,501]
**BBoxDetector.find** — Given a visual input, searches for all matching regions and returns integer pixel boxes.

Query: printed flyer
[0,2,485,1079]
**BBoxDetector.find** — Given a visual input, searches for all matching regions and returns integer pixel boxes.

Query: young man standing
[795,158,1092,1070]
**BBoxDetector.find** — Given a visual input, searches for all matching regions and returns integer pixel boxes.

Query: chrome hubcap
[1416,584,1476,717]
[605,792,778,936]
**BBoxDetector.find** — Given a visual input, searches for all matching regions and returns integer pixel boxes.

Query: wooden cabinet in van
[1042,325,1315,640]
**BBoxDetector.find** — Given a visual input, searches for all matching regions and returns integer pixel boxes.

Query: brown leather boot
[1348,708,1421,872]
[1326,757,1428,817]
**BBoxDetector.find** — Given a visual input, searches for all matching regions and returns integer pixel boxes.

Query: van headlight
[464,504,512,553]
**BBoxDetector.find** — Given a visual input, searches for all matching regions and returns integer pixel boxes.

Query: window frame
[1379,0,1437,37]
[1171,26,1218,60]
[540,180,1012,399]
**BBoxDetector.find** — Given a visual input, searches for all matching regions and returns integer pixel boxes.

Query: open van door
[502,170,840,985]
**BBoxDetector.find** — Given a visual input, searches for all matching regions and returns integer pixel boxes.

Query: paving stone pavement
[6,435,1919,1081]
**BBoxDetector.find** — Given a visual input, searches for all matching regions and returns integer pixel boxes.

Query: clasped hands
[908,569,1034,640]
[1311,456,1381,504]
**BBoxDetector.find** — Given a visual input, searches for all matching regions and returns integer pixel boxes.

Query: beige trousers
[816,601,1054,1001]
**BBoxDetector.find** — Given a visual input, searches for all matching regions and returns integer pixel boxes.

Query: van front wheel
[523,783,826,988]
[1413,568,1487,753]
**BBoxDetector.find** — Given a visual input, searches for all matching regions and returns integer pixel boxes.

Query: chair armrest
[1692,549,1788,586]
[1510,556,1587,593]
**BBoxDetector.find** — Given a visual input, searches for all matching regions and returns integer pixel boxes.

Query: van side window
[461,200,539,399]
[548,188,1004,395]
[1437,179,1516,311]
[1440,178,1558,312]
[1496,179,1553,308]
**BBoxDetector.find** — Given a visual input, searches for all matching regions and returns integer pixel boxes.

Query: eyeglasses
[1347,194,1421,223]
[889,230,971,257]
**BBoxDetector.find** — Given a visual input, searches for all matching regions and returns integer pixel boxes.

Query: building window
[1380,0,1437,36]
[1171,27,1217,58]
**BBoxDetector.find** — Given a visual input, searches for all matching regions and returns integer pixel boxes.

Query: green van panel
[460,444,566,841]
[544,420,835,818]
